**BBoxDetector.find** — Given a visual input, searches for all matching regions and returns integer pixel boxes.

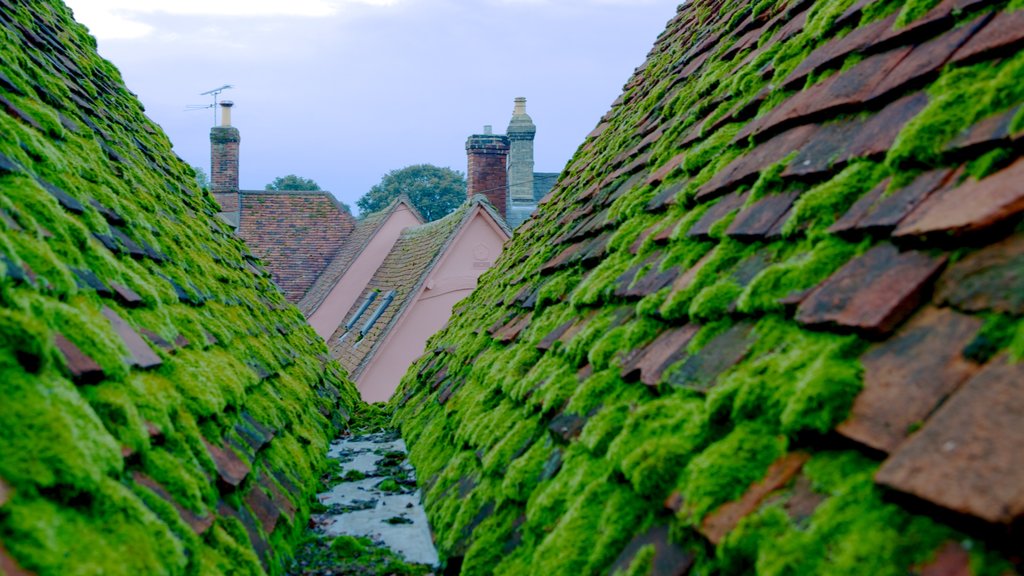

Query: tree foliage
[357,164,466,222]
[192,165,209,191]
[265,174,321,191]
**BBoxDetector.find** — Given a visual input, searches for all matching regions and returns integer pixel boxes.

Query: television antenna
[185,84,233,125]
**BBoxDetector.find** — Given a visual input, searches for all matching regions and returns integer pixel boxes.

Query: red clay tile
[670,250,716,295]
[918,541,971,576]
[796,244,947,336]
[876,355,1024,525]
[493,313,532,344]
[853,169,953,235]
[203,439,251,489]
[0,477,9,507]
[935,233,1024,315]
[646,153,686,188]
[666,322,755,391]
[245,486,280,535]
[836,307,982,454]
[621,324,701,386]
[894,157,1024,240]
[133,472,214,535]
[783,13,897,91]
[830,180,888,236]
[706,125,819,198]
[0,541,32,576]
[259,473,297,521]
[608,525,694,576]
[701,452,809,544]
[778,474,826,524]
[138,328,174,352]
[950,9,1024,65]
[54,333,104,384]
[537,318,576,351]
[647,180,687,212]
[101,307,162,369]
[687,192,748,238]
[867,15,990,101]
[109,282,143,308]
[843,92,930,159]
[726,191,800,240]
[781,121,861,178]
[944,105,1022,156]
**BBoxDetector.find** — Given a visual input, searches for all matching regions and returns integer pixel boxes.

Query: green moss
[683,124,742,175]
[783,161,886,237]
[501,437,554,502]
[614,544,656,576]
[894,0,942,27]
[688,279,743,320]
[678,422,786,522]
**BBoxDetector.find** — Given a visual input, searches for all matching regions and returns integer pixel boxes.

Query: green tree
[192,165,209,191]
[265,174,321,191]
[357,164,466,222]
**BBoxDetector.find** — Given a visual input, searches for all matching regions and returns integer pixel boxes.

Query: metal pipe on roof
[344,291,378,332]
[360,290,396,337]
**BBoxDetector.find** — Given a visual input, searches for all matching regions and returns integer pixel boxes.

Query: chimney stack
[465,126,509,214]
[210,101,240,215]
[507,97,536,204]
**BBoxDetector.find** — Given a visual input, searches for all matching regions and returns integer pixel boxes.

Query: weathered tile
[666,322,755,391]
[669,250,715,294]
[537,318,576,351]
[935,233,1024,315]
[726,191,799,240]
[0,477,9,507]
[783,13,897,90]
[875,355,1024,525]
[796,244,947,337]
[110,282,143,308]
[548,413,586,443]
[687,192,748,238]
[867,15,990,101]
[36,178,83,213]
[917,542,971,576]
[607,525,694,576]
[493,313,532,344]
[0,541,32,576]
[836,307,982,454]
[705,125,819,198]
[701,452,809,544]
[944,105,1021,156]
[203,439,251,489]
[621,324,701,386]
[646,180,687,212]
[854,169,952,235]
[101,307,162,369]
[894,157,1024,240]
[54,333,104,384]
[843,92,930,160]
[71,267,112,297]
[259,473,297,521]
[950,9,1024,65]
[133,472,214,535]
[236,412,276,453]
[245,486,280,535]
[830,180,888,236]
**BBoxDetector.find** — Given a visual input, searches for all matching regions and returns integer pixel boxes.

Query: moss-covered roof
[0,2,361,574]
[395,0,1024,574]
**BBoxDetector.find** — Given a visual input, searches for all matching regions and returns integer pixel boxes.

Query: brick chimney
[210,101,240,214]
[465,125,509,214]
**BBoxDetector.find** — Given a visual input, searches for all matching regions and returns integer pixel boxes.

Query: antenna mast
[185,84,234,125]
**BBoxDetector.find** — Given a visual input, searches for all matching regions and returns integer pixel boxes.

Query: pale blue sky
[65,0,677,212]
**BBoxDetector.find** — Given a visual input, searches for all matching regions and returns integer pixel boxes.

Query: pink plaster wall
[308,204,421,339]
[356,207,508,402]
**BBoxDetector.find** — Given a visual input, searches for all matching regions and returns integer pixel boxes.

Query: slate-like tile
[621,324,701,386]
[245,486,280,535]
[36,178,83,214]
[875,355,1024,525]
[796,244,946,337]
[836,307,982,454]
[705,125,819,198]
[843,92,930,159]
[701,452,809,544]
[666,322,755,391]
[548,413,586,443]
[944,105,1021,157]
[607,525,694,576]
[537,318,576,351]
[133,472,213,535]
[726,191,799,240]
[949,9,1024,65]
[110,282,143,308]
[493,313,532,344]
[917,542,971,576]
[101,307,162,369]
[71,267,112,297]
[830,180,888,236]
[54,333,104,384]
[687,192,748,238]
[894,157,1024,240]
[935,232,1024,315]
[854,168,953,235]
[203,439,251,489]
[259,473,297,521]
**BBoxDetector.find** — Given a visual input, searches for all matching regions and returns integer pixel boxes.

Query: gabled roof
[298,194,423,317]
[0,2,360,573]
[237,189,356,303]
[329,195,509,379]
[396,0,1024,573]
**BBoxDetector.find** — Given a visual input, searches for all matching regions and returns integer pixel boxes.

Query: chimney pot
[513,97,526,115]
[219,100,234,127]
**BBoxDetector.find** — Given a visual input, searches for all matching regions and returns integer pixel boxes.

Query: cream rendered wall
[308,204,421,339]
[356,208,508,402]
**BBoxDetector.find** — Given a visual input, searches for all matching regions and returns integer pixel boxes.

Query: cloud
[65,0,401,39]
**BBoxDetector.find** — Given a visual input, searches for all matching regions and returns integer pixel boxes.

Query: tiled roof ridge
[240,187,353,216]
[346,200,486,378]
[298,194,424,317]
[394,0,1024,573]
